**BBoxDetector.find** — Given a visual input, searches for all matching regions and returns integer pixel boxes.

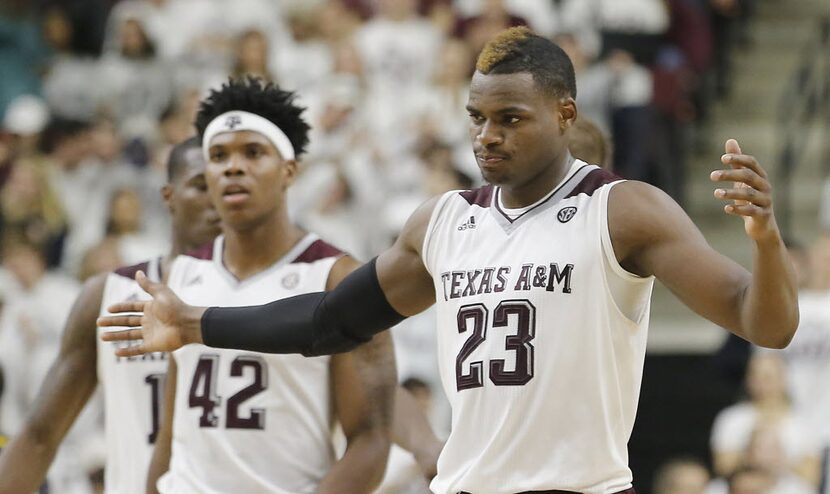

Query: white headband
[202,110,296,162]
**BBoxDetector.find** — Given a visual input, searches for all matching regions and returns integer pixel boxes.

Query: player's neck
[499,153,571,209]
[221,211,305,281]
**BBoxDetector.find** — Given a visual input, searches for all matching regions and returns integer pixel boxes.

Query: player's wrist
[186,305,208,345]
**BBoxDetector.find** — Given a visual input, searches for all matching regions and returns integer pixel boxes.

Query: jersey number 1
[456,300,536,391]
[188,355,268,429]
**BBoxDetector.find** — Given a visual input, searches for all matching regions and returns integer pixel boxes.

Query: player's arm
[612,140,798,348]
[99,196,439,356]
[316,255,396,492]
[0,274,105,493]
[392,387,442,479]
[146,358,177,494]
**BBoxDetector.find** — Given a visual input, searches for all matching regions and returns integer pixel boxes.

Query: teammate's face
[466,71,575,194]
[204,130,296,230]
[165,148,221,248]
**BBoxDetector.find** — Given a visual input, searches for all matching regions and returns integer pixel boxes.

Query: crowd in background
[2,0,829,493]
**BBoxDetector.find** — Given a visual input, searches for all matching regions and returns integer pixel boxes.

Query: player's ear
[281,159,298,189]
[558,97,577,135]
[161,184,175,212]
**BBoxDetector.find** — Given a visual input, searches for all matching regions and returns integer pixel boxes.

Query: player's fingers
[713,187,772,207]
[724,138,742,156]
[710,169,771,192]
[114,342,149,358]
[724,203,769,217]
[97,314,143,328]
[721,153,768,179]
[105,301,148,314]
[136,270,163,296]
[100,327,144,342]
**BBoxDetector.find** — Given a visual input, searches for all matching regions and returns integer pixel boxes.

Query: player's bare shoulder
[397,194,448,257]
[607,180,699,275]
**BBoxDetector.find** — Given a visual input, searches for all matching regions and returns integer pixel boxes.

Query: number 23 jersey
[159,234,342,494]
[423,161,655,494]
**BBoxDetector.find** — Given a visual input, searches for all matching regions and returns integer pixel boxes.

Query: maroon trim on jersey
[291,239,344,264]
[114,260,149,280]
[564,168,621,199]
[185,242,214,260]
[459,185,494,208]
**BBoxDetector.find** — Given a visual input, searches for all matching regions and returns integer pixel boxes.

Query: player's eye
[469,113,485,124]
[210,149,226,161]
[245,146,263,159]
[506,116,521,125]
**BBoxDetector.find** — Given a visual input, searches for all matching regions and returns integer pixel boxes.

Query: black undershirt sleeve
[201,258,406,356]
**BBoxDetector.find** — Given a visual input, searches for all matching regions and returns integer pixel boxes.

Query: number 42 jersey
[158,234,342,494]
[423,160,655,494]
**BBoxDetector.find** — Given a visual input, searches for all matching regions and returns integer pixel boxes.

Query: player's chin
[479,169,510,185]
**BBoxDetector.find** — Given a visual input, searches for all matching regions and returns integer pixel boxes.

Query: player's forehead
[172,147,206,183]
[467,71,544,113]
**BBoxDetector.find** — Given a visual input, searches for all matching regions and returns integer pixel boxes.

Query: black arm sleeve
[201,258,406,356]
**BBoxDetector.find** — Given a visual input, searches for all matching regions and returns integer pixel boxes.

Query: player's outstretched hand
[97,270,205,356]
[710,139,779,242]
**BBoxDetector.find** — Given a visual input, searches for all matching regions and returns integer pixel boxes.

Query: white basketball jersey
[158,234,342,494]
[97,257,169,494]
[423,160,654,494]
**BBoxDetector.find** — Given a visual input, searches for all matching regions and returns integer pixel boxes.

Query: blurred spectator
[354,0,443,92]
[2,94,50,158]
[410,38,477,177]
[741,424,815,494]
[726,466,774,494]
[102,187,165,266]
[41,5,101,121]
[0,160,68,267]
[569,117,612,169]
[560,0,670,65]
[652,457,710,494]
[232,30,275,82]
[273,5,349,96]
[0,237,79,434]
[555,33,652,182]
[0,2,47,117]
[97,16,173,139]
[454,0,528,53]
[762,240,830,493]
[710,353,821,487]
[42,118,135,275]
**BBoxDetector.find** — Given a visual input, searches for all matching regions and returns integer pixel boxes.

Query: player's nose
[477,121,503,147]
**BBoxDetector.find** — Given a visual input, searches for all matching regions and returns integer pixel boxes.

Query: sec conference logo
[557,207,577,223]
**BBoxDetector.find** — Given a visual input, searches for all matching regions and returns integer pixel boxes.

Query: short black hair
[476,27,577,99]
[39,118,91,154]
[167,136,201,182]
[194,77,310,159]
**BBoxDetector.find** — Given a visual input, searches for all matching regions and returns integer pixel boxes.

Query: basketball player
[142,78,396,494]
[101,28,799,494]
[0,137,221,494]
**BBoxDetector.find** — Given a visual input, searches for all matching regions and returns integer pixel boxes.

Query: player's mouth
[477,153,510,167]
[221,184,251,205]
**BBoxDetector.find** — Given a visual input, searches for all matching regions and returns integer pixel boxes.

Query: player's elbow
[751,312,799,349]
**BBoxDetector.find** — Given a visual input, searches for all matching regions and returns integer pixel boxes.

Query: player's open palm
[710,139,778,241]
[98,271,202,356]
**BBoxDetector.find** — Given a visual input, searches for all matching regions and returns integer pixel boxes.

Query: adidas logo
[457,216,477,231]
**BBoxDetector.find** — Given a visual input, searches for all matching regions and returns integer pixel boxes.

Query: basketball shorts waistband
[458,489,636,494]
